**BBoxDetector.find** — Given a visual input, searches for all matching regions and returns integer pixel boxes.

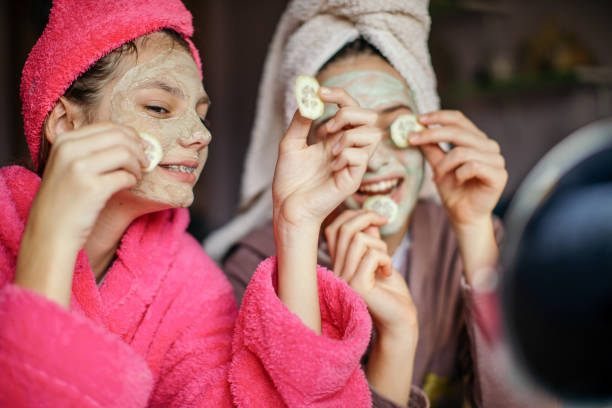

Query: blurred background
[0,0,610,241]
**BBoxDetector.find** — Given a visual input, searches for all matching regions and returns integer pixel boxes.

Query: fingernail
[419,114,429,122]
[409,134,420,143]
[327,118,335,130]
[320,87,331,95]
[332,142,342,155]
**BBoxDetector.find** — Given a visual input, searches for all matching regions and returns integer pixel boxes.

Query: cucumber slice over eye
[138,131,163,172]
[294,75,325,120]
[390,114,424,149]
[363,195,399,224]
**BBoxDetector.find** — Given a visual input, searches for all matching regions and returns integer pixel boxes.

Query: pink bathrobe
[0,165,372,407]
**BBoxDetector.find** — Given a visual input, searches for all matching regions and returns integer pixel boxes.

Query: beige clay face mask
[108,46,210,208]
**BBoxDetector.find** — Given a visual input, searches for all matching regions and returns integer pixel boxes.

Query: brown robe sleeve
[459,220,562,407]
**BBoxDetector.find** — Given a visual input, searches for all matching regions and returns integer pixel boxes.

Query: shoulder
[223,219,276,264]
[0,166,41,287]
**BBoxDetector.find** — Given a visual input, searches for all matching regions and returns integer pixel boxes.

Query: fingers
[84,146,144,180]
[433,146,505,182]
[419,110,484,137]
[280,109,313,149]
[330,126,383,157]
[318,86,359,109]
[324,209,360,257]
[53,128,149,169]
[348,248,393,296]
[327,211,388,274]
[409,125,500,153]
[454,160,508,189]
[330,146,369,172]
[341,233,388,283]
[419,143,446,169]
[54,122,138,143]
[99,170,139,196]
[326,107,379,134]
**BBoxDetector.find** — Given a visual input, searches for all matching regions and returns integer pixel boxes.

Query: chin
[130,188,194,211]
[379,219,404,236]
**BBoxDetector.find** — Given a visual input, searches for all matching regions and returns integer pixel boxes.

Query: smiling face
[92,32,211,209]
[315,54,425,236]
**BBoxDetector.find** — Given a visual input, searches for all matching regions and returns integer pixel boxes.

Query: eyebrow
[136,80,211,105]
[380,103,413,114]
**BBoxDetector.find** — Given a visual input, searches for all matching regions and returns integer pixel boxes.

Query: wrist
[273,208,322,334]
[15,221,79,308]
[376,325,418,356]
[451,216,499,287]
[451,215,493,237]
[367,330,417,406]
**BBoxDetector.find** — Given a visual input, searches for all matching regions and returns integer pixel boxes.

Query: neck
[85,194,153,282]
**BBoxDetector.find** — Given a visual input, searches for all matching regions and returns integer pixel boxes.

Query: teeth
[359,178,399,194]
[163,165,196,174]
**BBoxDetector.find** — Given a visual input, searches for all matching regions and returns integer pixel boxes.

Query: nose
[179,128,211,152]
[367,144,391,172]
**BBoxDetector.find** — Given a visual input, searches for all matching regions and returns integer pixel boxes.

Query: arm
[15,122,147,307]
[271,86,382,333]
[324,209,420,407]
[0,283,152,408]
[231,256,373,407]
[409,110,508,287]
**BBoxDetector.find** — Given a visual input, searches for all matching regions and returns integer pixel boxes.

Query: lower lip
[159,166,197,183]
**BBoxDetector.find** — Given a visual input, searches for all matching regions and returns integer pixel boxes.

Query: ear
[44,96,88,144]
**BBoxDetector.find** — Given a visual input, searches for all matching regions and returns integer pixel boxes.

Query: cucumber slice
[390,114,424,149]
[138,131,163,172]
[294,75,324,120]
[363,195,399,224]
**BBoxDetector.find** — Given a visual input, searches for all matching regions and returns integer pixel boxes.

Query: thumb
[281,109,313,149]
[420,143,445,167]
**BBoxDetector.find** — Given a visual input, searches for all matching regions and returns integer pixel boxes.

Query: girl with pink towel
[0,0,381,406]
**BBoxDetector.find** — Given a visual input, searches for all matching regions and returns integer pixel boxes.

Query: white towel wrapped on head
[205,0,440,262]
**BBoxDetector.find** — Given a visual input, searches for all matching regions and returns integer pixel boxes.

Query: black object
[501,118,612,404]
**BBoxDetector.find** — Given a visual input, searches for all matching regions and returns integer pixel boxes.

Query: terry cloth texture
[223,202,561,408]
[20,0,202,170]
[0,165,374,407]
[204,0,441,262]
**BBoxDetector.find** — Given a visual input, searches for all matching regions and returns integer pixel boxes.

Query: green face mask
[315,70,418,125]
[317,69,424,236]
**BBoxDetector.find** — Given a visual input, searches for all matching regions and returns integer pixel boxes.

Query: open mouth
[159,164,197,174]
[358,177,403,197]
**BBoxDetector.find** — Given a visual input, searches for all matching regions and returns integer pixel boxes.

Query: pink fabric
[20,0,202,169]
[0,165,373,407]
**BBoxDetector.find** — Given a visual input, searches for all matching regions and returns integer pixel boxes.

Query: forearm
[14,215,78,308]
[366,332,417,406]
[274,218,322,334]
[453,216,499,289]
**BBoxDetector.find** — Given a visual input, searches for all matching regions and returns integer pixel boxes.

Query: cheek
[396,150,423,173]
